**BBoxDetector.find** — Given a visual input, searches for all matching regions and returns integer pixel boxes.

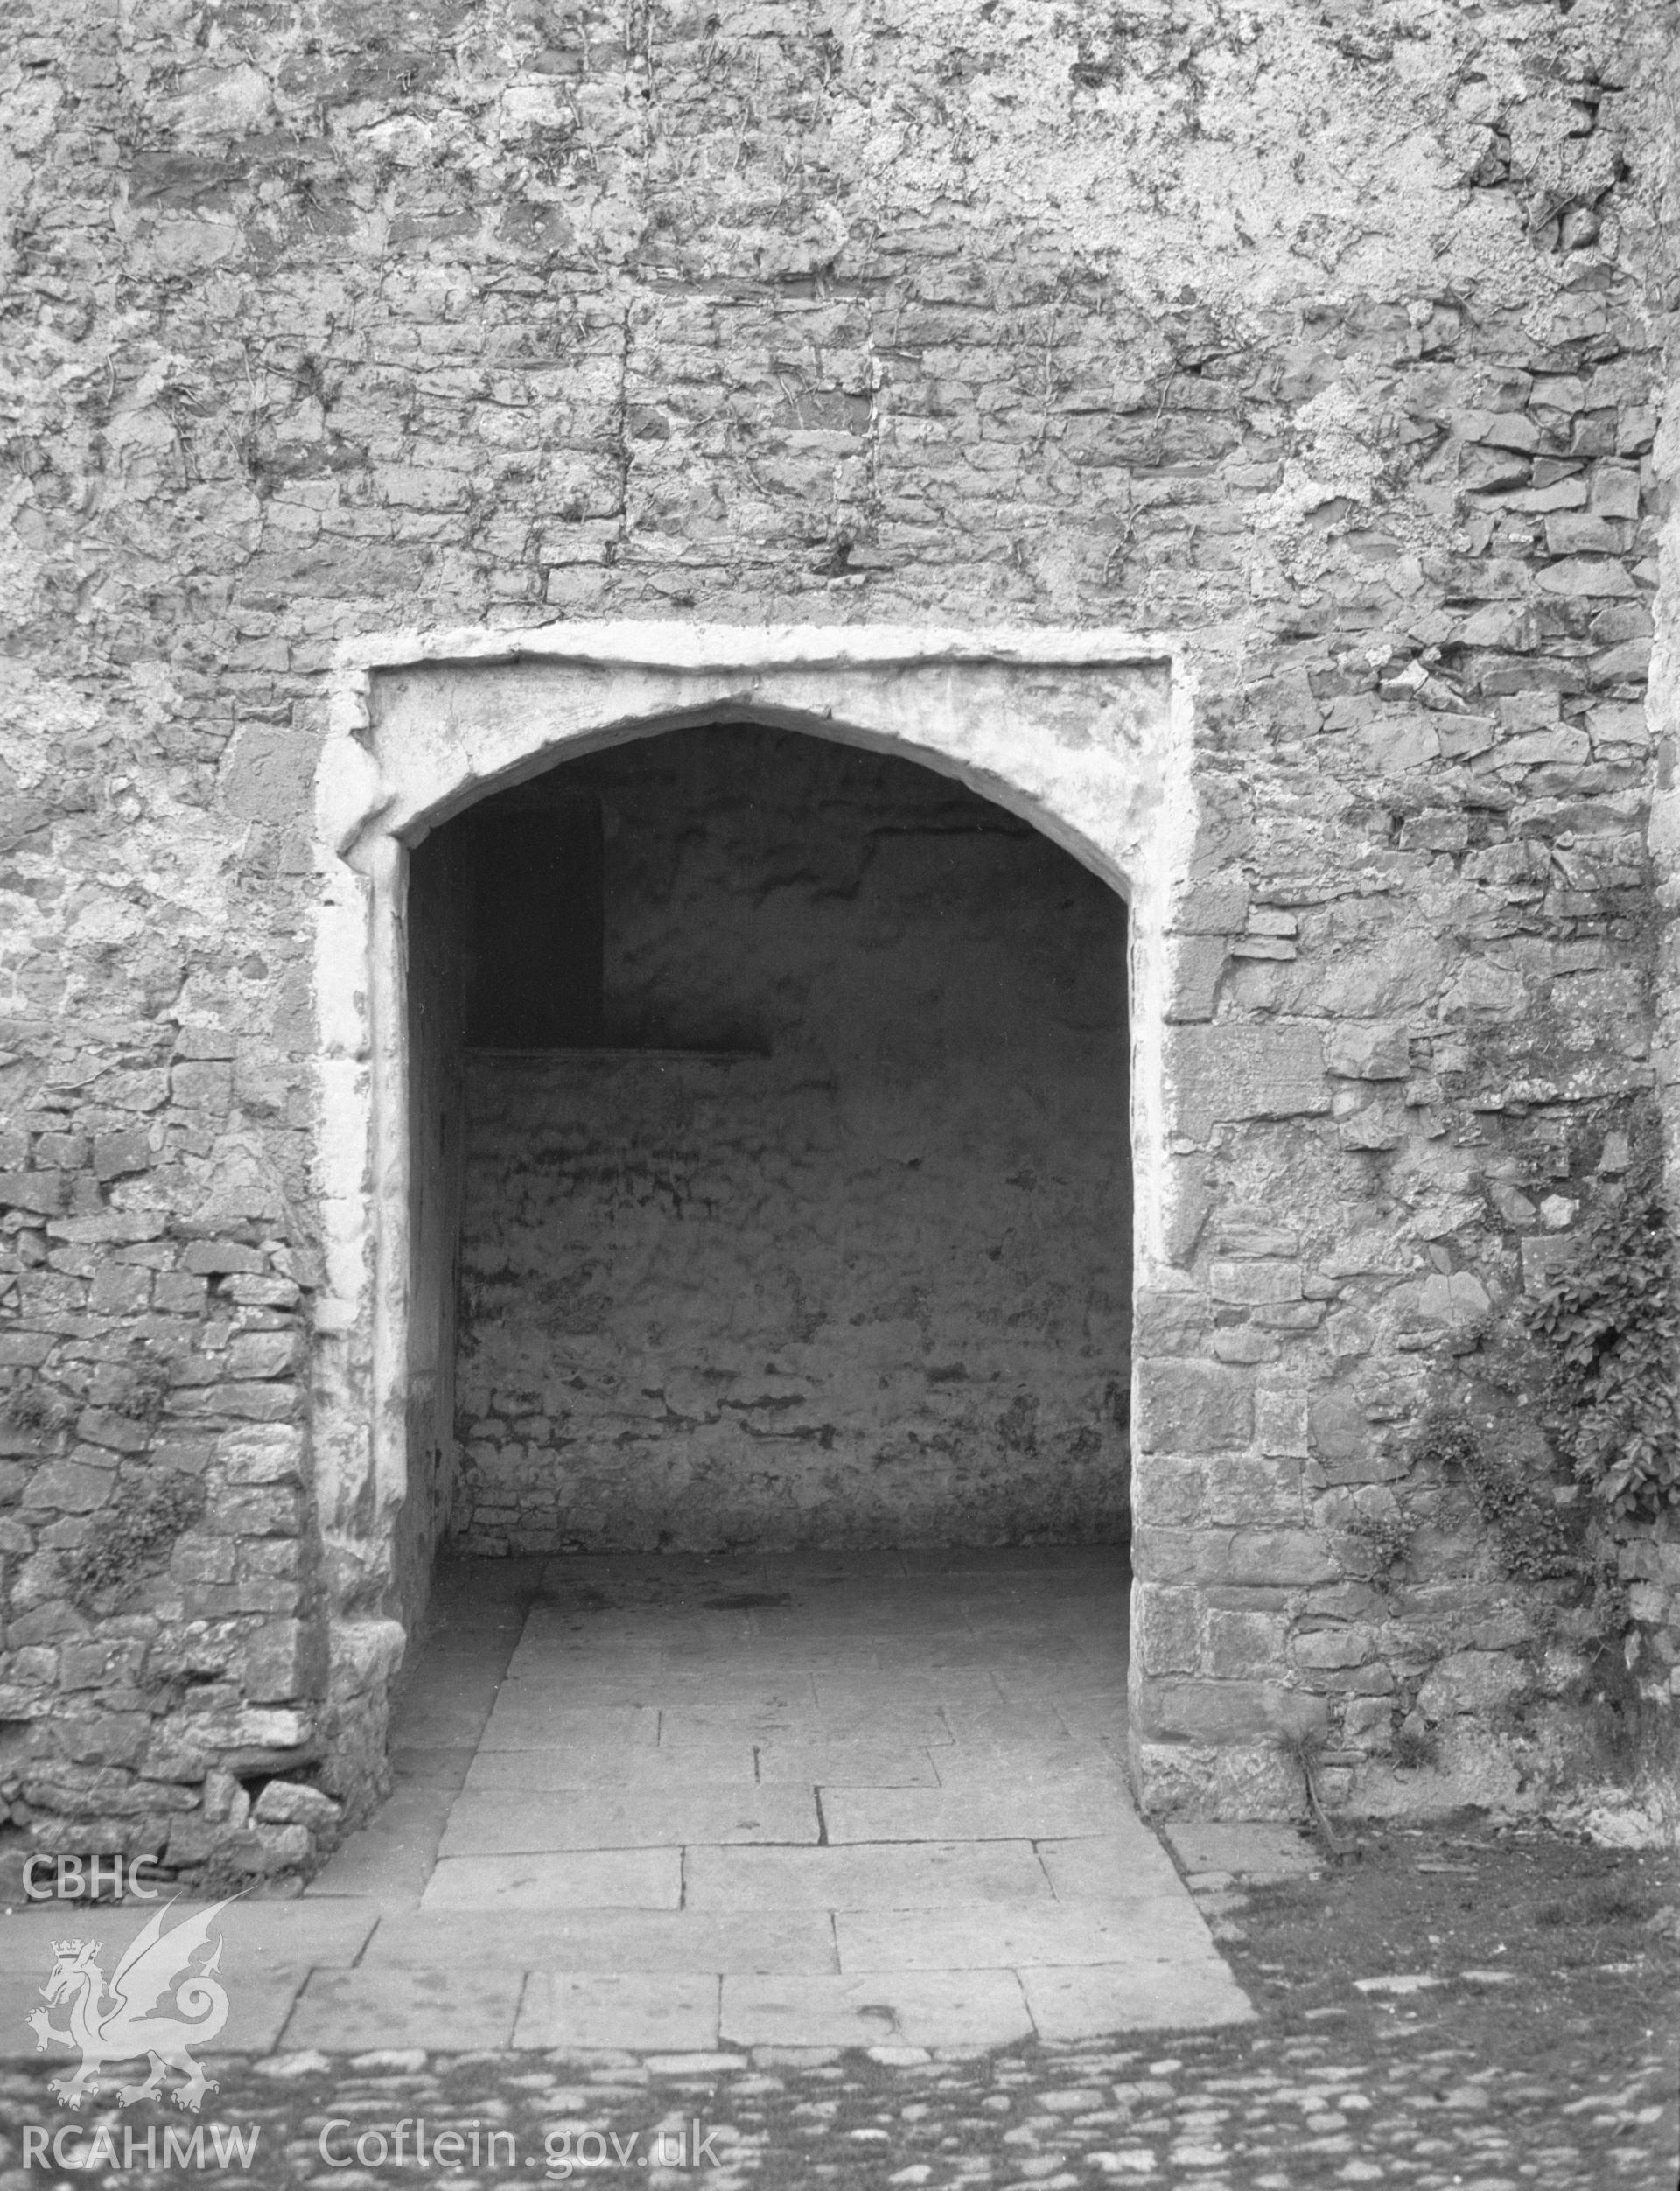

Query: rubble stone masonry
[3,0,1680,1872]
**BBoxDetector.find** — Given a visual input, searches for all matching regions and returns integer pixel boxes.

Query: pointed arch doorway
[304,633,1247,2041]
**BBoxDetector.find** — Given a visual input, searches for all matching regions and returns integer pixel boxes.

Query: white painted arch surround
[312,624,1192,1768]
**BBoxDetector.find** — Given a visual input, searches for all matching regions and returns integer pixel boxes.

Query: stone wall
[445,724,1131,1554]
[3,0,1679,1866]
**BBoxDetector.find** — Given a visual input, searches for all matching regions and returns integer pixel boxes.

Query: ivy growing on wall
[1413,1410,1584,1584]
[1527,1152,1680,1522]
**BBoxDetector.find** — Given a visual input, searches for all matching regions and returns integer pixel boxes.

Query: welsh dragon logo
[27,1900,234,2112]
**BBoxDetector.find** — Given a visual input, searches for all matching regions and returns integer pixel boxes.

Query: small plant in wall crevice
[0,1374,75,1444]
[1340,1511,1412,1591]
[68,1470,207,1610]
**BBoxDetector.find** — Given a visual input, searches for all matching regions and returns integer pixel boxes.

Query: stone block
[1134,1675,1329,1743]
[1534,556,1636,597]
[225,1274,303,1307]
[1133,1287,1211,1355]
[219,724,316,825]
[21,1459,116,1514]
[227,1330,303,1379]
[206,1486,301,1537]
[1413,1270,1491,1326]
[1167,936,1229,1023]
[1213,1327,1278,1364]
[228,1577,304,1614]
[1164,1152,1214,1268]
[1214,1223,1299,1257]
[94,1131,152,1180]
[1205,1610,1288,1676]
[1256,1389,1310,1456]
[242,1618,327,1704]
[0,1173,64,1215]
[88,1264,152,1315]
[1137,1361,1253,1452]
[1337,1102,1404,1151]
[1203,1457,1302,1527]
[220,1425,306,1484]
[1169,1025,1327,1139]
[1417,1650,1530,1720]
[1209,1258,1300,1306]
[0,1334,54,1368]
[1172,878,1250,934]
[1325,1022,1410,1080]
[1500,725,1591,767]
[1465,410,1540,452]
[33,1134,88,1169]
[76,1408,151,1454]
[181,1240,267,1276]
[1137,1583,1202,1675]
[174,1382,300,1422]
[170,1062,234,1110]
[1292,1626,1375,1670]
[1132,1458,1203,1527]
[171,1537,236,1586]
[1131,1526,1230,1585]
[252,1778,342,1829]
[1587,462,1640,518]
[1309,1390,1365,1461]
[153,1272,208,1313]
[1363,714,1440,774]
[1227,1530,1340,1586]
[1340,1697,1396,1750]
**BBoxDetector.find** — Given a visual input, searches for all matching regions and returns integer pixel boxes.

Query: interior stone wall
[444,724,1132,1554]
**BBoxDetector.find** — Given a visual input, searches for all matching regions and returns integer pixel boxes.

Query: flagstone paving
[1,1548,1253,2057]
[1,1751,1672,2188]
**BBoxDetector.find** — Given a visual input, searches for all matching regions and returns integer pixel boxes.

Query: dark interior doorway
[398,720,1131,1614]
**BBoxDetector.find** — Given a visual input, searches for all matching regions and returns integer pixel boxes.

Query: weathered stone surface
[1137,1364,1254,1454]
[252,1779,342,1830]
[1134,1677,1329,1744]
[0,0,1673,1855]
[1417,1653,1531,1722]
[1324,1024,1411,1082]
[1168,1027,1329,1141]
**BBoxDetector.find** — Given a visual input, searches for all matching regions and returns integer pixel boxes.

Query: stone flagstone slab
[753,1744,942,1787]
[926,1745,1127,1789]
[360,1908,838,1975]
[514,1972,722,2051]
[438,1786,819,1857]
[0,1964,305,2063]
[1163,1821,1323,1880]
[822,1783,1124,1844]
[684,1841,1052,1911]
[304,1785,454,1903]
[720,1970,1033,2049]
[0,1899,379,1966]
[477,1702,660,1751]
[1038,1834,1186,1900]
[1018,1959,1255,2038]
[421,1848,682,1913]
[463,1747,759,1793]
[284,1966,525,2052]
[834,1897,1219,1972]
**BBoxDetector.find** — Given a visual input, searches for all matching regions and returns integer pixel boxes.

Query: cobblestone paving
[0,2018,1672,2189]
